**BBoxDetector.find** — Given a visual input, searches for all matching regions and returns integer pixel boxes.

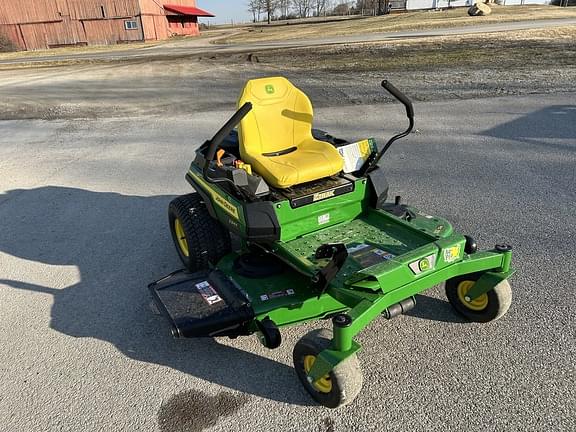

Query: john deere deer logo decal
[265,85,275,94]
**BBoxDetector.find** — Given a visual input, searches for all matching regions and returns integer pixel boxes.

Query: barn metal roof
[163,4,215,17]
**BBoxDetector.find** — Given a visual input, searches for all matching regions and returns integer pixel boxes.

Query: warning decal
[348,243,395,268]
[195,281,223,305]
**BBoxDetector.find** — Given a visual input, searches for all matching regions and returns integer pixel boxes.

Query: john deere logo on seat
[265,85,275,94]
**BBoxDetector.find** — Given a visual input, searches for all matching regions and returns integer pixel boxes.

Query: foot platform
[148,269,254,338]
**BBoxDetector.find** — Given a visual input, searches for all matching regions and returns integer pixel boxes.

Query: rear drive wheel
[168,193,231,271]
[293,329,362,409]
[445,273,512,323]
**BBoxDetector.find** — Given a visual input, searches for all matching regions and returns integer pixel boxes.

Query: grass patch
[255,26,576,72]
[219,5,576,44]
[0,39,164,60]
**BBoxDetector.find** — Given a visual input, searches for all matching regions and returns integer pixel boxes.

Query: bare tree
[293,0,312,17]
[356,0,375,14]
[377,0,387,15]
[278,0,292,18]
[262,0,278,23]
[326,0,342,15]
[247,0,263,22]
[332,2,350,14]
[313,0,327,16]
[356,0,389,15]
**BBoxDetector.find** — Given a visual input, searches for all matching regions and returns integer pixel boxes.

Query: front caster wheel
[293,329,362,409]
[445,273,512,323]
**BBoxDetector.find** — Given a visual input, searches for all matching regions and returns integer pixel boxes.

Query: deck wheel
[293,329,362,409]
[445,273,512,323]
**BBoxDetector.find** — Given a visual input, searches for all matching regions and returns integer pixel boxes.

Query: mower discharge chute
[149,77,514,408]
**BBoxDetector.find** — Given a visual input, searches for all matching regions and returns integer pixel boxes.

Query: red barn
[0,0,214,50]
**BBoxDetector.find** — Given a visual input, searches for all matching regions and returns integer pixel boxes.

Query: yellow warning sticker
[337,138,377,173]
[443,245,461,263]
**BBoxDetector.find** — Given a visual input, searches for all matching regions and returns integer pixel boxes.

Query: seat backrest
[237,77,314,159]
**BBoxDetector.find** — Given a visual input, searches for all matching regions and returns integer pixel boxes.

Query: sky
[197,1,253,25]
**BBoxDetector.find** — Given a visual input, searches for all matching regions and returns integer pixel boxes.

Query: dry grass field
[253,26,576,72]
[218,5,576,44]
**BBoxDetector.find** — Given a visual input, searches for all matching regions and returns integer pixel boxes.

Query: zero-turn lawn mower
[149,77,514,408]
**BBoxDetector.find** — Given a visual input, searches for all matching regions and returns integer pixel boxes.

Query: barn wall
[0,24,26,49]
[167,16,199,36]
[138,0,200,40]
[0,1,141,24]
[1,0,206,50]
[19,19,87,49]
[55,0,71,16]
[83,18,143,44]
[140,15,158,40]
[140,14,165,41]
[66,0,140,20]
[153,15,170,40]
[167,26,200,37]
[0,1,61,24]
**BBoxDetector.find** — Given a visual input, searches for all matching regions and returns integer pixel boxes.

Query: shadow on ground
[404,294,467,324]
[0,186,312,407]
[480,105,576,148]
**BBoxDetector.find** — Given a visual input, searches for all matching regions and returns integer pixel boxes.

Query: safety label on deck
[195,281,223,305]
[338,138,377,173]
[348,243,395,268]
[443,245,461,263]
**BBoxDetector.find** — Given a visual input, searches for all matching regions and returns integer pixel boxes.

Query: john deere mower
[149,77,514,408]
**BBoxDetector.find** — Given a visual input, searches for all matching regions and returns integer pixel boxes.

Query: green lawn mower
[149,77,514,408]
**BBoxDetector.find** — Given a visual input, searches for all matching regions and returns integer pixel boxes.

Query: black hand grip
[206,102,253,162]
[381,80,414,119]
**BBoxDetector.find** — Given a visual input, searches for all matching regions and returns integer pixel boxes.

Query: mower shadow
[480,105,576,150]
[0,186,312,406]
[404,294,467,324]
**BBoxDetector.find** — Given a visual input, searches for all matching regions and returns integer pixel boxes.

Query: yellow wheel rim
[303,355,332,394]
[174,218,189,257]
[457,280,488,311]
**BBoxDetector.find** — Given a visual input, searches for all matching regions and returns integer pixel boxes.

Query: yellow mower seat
[237,77,344,189]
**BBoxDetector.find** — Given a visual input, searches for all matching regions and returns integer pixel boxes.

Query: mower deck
[280,208,450,273]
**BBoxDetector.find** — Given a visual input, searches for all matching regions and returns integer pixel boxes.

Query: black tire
[293,329,362,409]
[168,193,231,272]
[445,272,512,323]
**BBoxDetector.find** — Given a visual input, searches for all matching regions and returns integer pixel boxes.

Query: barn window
[125,20,139,30]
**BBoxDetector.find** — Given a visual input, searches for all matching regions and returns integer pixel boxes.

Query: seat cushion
[248,138,344,189]
[237,77,344,188]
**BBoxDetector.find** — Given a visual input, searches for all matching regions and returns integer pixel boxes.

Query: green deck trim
[307,250,512,382]
[188,168,247,233]
[274,179,368,242]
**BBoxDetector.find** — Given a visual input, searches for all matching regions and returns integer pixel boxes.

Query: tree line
[247,0,393,24]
